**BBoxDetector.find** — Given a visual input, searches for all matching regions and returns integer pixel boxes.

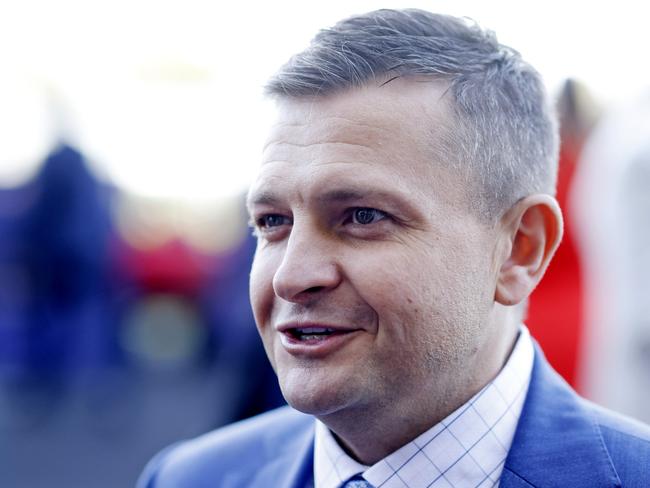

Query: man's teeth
[292,327,337,339]
[301,334,328,341]
[298,327,332,334]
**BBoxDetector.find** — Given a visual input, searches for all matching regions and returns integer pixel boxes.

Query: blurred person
[573,91,650,424]
[0,144,126,487]
[5,144,118,390]
[139,9,650,487]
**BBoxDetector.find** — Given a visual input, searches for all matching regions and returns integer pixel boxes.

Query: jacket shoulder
[503,342,650,488]
[585,400,650,487]
[137,406,314,488]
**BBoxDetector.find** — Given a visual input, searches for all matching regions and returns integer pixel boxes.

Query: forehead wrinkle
[262,141,378,170]
[263,113,394,153]
[270,115,383,132]
[265,140,376,152]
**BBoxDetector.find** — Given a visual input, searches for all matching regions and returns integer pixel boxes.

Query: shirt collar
[314,326,534,488]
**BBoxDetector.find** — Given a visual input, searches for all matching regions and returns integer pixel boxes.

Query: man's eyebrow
[246,191,282,208]
[317,188,404,204]
[317,188,366,203]
[319,187,423,217]
[247,186,420,215]
[246,188,382,207]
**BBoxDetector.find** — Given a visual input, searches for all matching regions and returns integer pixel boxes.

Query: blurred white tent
[573,91,650,424]
[0,0,649,201]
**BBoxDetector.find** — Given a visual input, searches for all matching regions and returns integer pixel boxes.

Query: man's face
[248,80,504,421]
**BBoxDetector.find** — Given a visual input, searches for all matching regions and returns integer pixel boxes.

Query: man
[139,9,650,487]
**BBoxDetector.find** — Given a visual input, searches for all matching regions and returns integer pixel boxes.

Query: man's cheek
[249,261,275,323]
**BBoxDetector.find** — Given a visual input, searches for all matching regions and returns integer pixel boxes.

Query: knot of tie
[342,474,373,487]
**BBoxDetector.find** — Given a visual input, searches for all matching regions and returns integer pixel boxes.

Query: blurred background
[1,0,649,486]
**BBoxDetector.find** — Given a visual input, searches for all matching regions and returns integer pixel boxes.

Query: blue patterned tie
[342,474,373,487]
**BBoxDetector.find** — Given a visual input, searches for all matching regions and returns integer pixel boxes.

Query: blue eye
[258,214,290,228]
[351,208,386,225]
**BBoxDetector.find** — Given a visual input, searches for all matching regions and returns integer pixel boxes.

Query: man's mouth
[287,327,342,341]
[277,324,360,356]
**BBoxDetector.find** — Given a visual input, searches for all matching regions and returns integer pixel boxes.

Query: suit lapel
[248,418,315,488]
[501,344,621,488]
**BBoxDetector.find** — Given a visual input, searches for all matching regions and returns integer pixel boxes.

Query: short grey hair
[265,9,559,221]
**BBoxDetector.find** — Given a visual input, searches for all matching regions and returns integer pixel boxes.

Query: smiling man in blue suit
[139,9,650,488]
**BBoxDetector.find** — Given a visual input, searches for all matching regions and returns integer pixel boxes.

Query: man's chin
[282,390,345,416]
[279,378,358,417]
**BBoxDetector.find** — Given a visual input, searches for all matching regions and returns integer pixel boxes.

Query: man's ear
[495,194,563,306]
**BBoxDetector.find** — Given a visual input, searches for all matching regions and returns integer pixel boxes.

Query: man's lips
[275,323,362,357]
[277,323,357,337]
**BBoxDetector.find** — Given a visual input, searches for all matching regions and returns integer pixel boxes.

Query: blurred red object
[526,80,599,389]
[114,238,220,297]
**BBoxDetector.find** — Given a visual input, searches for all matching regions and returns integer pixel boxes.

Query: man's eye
[257,214,290,228]
[351,208,386,225]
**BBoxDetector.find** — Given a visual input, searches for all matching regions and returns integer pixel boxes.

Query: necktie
[342,474,372,487]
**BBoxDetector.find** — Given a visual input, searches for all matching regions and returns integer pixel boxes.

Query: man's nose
[272,226,341,303]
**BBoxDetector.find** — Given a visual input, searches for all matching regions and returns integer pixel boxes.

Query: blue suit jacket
[138,346,650,487]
